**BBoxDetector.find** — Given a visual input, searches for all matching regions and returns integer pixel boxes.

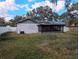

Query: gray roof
[17,19,37,23]
[37,19,65,25]
[17,19,65,25]
[0,24,7,26]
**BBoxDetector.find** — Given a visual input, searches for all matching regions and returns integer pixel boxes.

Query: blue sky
[0,0,78,20]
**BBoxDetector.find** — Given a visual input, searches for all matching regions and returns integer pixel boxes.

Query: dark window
[20,31,24,34]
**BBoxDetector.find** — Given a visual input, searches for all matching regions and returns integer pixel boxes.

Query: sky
[0,0,78,21]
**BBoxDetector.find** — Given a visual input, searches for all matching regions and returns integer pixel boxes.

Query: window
[20,31,24,34]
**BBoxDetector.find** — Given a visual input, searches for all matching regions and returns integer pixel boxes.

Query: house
[16,19,68,34]
[16,19,38,34]
[0,25,16,34]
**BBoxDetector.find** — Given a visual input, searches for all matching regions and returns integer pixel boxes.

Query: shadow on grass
[0,32,17,41]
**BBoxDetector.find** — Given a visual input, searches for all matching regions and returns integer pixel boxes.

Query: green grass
[0,31,78,59]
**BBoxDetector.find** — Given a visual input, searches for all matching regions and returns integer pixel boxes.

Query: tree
[9,19,17,26]
[0,17,5,25]
[9,16,25,26]
[31,6,55,21]
[60,3,78,26]
[14,16,23,23]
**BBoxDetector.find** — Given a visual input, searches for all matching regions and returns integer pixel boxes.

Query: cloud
[0,0,20,17]
[31,0,66,14]
[28,0,35,2]
[0,0,31,17]
[5,16,13,22]
[55,0,65,12]
[0,9,8,17]
[31,1,53,9]
[0,0,30,19]
[28,0,32,2]
[17,4,31,11]
[0,0,19,11]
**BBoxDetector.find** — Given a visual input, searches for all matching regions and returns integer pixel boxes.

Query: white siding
[0,27,9,34]
[63,26,69,32]
[0,26,17,34]
[17,23,38,34]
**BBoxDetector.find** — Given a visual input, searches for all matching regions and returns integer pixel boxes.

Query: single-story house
[0,25,16,34]
[16,19,68,34]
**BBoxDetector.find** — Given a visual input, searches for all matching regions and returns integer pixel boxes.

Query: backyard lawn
[0,31,78,59]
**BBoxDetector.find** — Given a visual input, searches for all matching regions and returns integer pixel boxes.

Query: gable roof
[0,24,7,26]
[17,19,37,24]
[17,19,65,25]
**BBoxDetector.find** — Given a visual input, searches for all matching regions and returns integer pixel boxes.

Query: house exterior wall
[0,27,9,34]
[0,26,17,34]
[63,26,69,32]
[17,23,38,34]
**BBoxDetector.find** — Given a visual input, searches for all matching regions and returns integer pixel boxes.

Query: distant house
[16,19,68,34]
[0,25,16,34]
